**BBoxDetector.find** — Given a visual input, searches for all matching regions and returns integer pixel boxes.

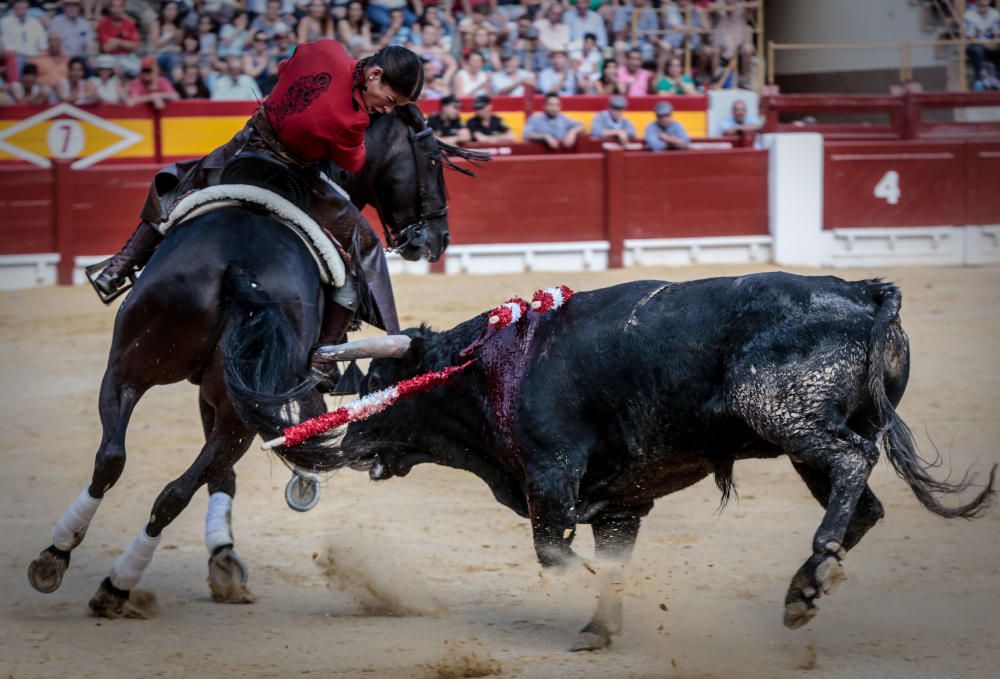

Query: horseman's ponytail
[358,46,424,102]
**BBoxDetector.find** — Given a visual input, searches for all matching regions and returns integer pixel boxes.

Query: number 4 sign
[874,170,901,205]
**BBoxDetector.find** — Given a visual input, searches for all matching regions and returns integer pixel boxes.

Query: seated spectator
[273,30,295,61]
[338,0,374,56]
[709,0,758,88]
[218,12,252,60]
[50,0,94,59]
[368,0,418,35]
[210,55,263,100]
[468,26,501,72]
[151,1,184,66]
[654,56,698,94]
[251,0,292,41]
[591,58,624,95]
[127,56,179,109]
[644,100,689,151]
[0,76,14,106]
[173,30,212,82]
[195,14,220,63]
[564,0,607,49]
[491,51,535,97]
[379,8,412,48]
[1,0,47,59]
[721,98,762,139]
[453,51,491,98]
[515,26,549,74]
[538,47,577,95]
[298,0,336,43]
[413,22,458,87]
[244,31,278,92]
[573,32,603,86]
[91,54,127,104]
[427,95,471,144]
[414,5,456,52]
[524,92,582,150]
[458,6,498,51]
[420,59,449,99]
[10,63,52,105]
[965,0,1000,90]
[175,62,210,99]
[590,95,637,145]
[467,94,514,142]
[534,3,570,53]
[618,48,653,97]
[612,0,659,61]
[56,55,97,104]
[31,32,70,88]
[660,0,706,63]
[98,0,141,56]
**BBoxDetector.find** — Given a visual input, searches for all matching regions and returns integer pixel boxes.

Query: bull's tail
[867,282,996,519]
[220,265,346,472]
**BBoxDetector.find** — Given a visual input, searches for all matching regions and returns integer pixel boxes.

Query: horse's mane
[436,141,491,177]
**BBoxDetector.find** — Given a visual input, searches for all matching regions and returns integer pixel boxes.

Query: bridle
[367,126,448,255]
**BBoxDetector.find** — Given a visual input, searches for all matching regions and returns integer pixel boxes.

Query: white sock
[52,488,102,551]
[204,492,234,554]
[109,527,161,590]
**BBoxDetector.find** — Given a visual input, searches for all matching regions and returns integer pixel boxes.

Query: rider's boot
[93,221,163,297]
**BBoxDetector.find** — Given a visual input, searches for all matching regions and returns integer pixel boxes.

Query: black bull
[300,272,995,650]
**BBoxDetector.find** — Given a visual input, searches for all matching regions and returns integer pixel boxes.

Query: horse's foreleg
[28,369,144,594]
[88,410,254,618]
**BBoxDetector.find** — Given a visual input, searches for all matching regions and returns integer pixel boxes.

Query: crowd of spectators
[0,0,761,107]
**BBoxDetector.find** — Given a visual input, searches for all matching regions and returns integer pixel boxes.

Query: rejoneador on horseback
[91,39,424,374]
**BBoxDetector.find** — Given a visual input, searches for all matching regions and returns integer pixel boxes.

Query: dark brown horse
[27,104,483,616]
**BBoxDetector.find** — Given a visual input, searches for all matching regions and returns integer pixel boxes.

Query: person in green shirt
[654,56,698,95]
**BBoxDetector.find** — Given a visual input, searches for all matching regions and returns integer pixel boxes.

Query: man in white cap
[644,100,690,151]
[590,95,637,145]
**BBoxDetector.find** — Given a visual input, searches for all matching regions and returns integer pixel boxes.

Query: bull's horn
[313,335,412,361]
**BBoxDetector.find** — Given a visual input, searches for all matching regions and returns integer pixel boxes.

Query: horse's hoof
[28,546,70,594]
[783,599,818,629]
[208,546,256,604]
[569,631,611,652]
[88,577,158,619]
[815,556,846,596]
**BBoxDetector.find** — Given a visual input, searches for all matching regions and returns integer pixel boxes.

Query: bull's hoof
[208,546,255,604]
[815,556,846,595]
[27,546,70,594]
[570,631,611,652]
[88,577,158,619]
[783,599,819,629]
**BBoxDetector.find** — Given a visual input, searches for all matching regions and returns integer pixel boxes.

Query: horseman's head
[358,46,424,116]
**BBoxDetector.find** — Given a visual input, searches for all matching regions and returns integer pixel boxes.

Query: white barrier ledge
[624,235,772,267]
[821,227,965,267]
[444,241,610,275]
[965,225,1000,265]
[0,253,60,290]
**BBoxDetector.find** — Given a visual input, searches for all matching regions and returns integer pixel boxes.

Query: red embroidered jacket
[264,40,369,173]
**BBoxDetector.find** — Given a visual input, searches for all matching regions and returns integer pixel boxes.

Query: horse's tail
[867,281,996,518]
[220,265,346,472]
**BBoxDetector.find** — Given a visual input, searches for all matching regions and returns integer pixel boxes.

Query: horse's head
[363,104,488,262]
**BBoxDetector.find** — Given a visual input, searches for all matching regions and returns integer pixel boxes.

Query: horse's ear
[397,103,427,132]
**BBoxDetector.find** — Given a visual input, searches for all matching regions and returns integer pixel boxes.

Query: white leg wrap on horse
[52,488,102,551]
[109,527,161,590]
[204,492,234,554]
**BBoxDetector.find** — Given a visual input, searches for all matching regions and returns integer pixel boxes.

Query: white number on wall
[873,170,900,205]
[46,119,85,159]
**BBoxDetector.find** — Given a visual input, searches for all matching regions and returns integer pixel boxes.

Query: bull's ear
[403,337,425,366]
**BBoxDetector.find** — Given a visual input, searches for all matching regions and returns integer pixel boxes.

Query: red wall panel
[0,167,54,254]
[824,141,967,229]
[966,142,1000,226]
[621,149,768,238]
[445,154,606,244]
[71,165,157,254]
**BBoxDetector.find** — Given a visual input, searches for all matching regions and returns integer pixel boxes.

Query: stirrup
[311,360,365,396]
[85,258,135,305]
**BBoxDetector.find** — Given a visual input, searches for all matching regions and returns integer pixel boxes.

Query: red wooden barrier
[0,166,55,254]
[621,148,769,238]
[72,165,156,255]
[824,141,967,229]
[445,154,607,244]
[966,142,1000,226]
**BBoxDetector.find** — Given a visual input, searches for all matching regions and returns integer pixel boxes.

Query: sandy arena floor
[1,264,998,679]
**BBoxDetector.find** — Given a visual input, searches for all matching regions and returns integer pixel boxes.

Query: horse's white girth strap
[157,184,346,288]
[205,492,234,554]
[109,527,161,590]
[52,488,102,551]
